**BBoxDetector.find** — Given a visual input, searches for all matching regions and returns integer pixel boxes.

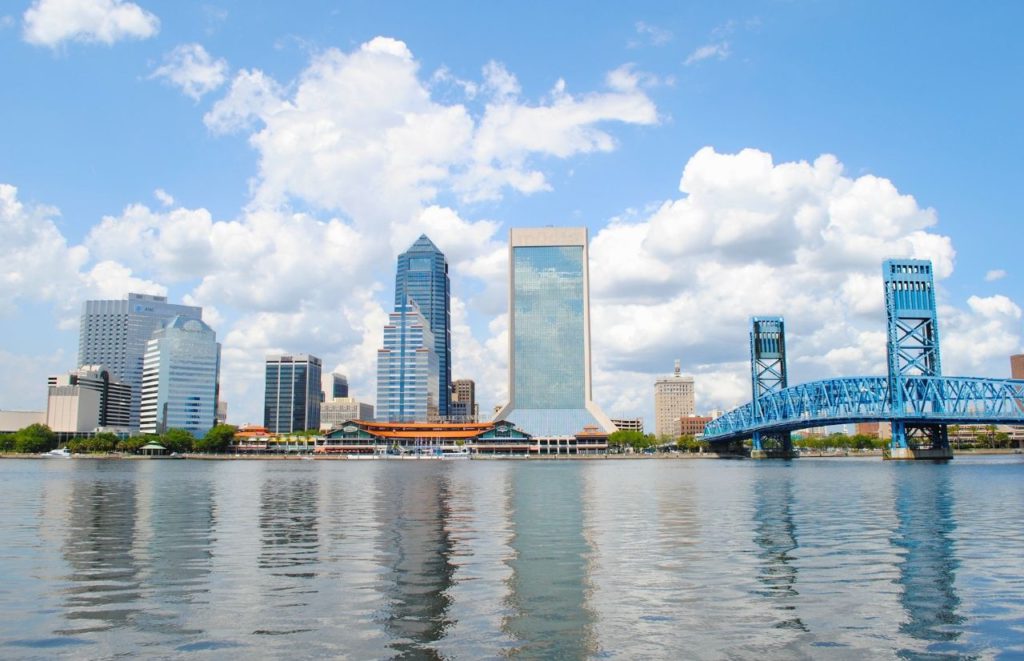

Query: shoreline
[2,448,1020,461]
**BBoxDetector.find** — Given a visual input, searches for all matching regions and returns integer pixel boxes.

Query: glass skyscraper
[377,300,439,422]
[394,235,451,417]
[79,293,203,430]
[264,354,323,434]
[495,227,615,437]
[139,316,220,436]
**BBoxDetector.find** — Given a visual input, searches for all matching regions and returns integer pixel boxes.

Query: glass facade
[264,355,322,434]
[377,301,439,422]
[497,228,615,438]
[394,235,451,416]
[139,316,220,437]
[513,246,586,409]
[79,293,202,430]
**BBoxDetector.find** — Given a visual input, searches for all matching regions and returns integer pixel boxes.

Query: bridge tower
[750,316,796,458]
[883,259,952,460]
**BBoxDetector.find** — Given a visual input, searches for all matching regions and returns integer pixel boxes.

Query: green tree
[0,433,15,452]
[195,424,237,453]
[14,424,57,453]
[116,435,150,453]
[160,428,195,453]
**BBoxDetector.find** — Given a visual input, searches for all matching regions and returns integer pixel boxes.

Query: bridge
[702,259,1024,459]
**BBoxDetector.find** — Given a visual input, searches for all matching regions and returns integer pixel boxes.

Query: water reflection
[60,464,140,634]
[503,464,597,658]
[751,466,806,632]
[259,475,320,576]
[374,464,456,658]
[892,466,963,656]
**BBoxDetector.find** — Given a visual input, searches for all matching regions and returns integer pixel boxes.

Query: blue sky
[1,1,1021,427]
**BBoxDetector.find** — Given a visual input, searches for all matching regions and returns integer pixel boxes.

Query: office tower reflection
[893,467,963,648]
[752,467,806,632]
[374,465,456,657]
[503,465,597,657]
[60,464,140,634]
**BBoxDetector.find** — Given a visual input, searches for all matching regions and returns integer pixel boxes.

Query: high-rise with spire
[394,235,451,417]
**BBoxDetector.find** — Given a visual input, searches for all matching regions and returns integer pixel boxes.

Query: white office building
[140,316,220,436]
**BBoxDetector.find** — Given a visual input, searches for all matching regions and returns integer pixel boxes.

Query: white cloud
[0,183,88,317]
[684,42,731,66]
[150,43,228,100]
[585,147,1001,415]
[23,0,159,48]
[154,188,174,206]
[985,269,1007,282]
[633,21,673,47]
[205,37,658,216]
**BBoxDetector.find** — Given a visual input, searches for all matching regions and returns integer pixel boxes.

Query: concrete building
[450,379,477,422]
[495,227,614,438]
[216,400,228,425]
[654,360,696,438]
[680,415,713,437]
[79,293,202,430]
[320,397,375,430]
[1012,354,1024,380]
[610,417,644,433]
[0,410,45,434]
[46,366,131,434]
[264,354,322,434]
[395,235,451,417]
[140,316,220,437]
[377,299,439,422]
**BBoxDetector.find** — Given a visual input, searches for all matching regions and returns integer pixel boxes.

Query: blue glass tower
[377,300,439,422]
[394,235,451,417]
[495,227,615,437]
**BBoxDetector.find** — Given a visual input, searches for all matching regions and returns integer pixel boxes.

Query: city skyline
[1,2,1023,428]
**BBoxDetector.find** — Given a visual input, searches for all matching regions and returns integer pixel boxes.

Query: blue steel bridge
[701,259,1024,459]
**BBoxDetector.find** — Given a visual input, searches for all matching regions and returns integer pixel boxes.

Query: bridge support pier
[885,421,953,460]
[750,431,798,459]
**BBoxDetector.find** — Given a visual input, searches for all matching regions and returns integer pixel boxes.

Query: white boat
[441,447,471,459]
[42,448,72,458]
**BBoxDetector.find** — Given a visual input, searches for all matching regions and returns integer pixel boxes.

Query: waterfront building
[495,227,615,438]
[679,415,713,438]
[654,360,696,438]
[0,410,45,434]
[377,299,439,422]
[46,366,132,434]
[611,417,644,433]
[139,316,220,437]
[317,419,538,455]
[328,372,349,399]
[394,235,451,417]
[78,293,203,430]
[264,354,322,434]
[450,379,477,422]
[320,397,375,430]
[1012,354,1024,380]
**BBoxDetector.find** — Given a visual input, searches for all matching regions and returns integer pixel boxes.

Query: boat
[441,447,471,459]
[42,448,72,458]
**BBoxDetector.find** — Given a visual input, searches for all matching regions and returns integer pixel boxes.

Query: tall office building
[495,227,614,436]
[264,354,323,434]
[79,293,202,429]
[654,360,696,438]
[329,373,349,399]
[1012,354,1024,380]
[139,316,220,436]
[394,235,451,417]
[46,365,132,434]
[377,299,439,422]
[450,378,477,422]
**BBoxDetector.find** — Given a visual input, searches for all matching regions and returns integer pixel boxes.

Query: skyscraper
[654,360,695,438]
[46,365,132,434]
[394,235,451,417]
[450,378,477,422]
[139,316,220,436]
[495,227,614,436]
[264,354,323,434]
[79,293,202,429]
[377,299,439,422]
[329,372,349,399]
[1012,354,1024,380]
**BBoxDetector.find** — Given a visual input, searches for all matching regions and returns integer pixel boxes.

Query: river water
[1,456,1022,659]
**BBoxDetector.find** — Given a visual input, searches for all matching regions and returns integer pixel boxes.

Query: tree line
[0,423,238,454]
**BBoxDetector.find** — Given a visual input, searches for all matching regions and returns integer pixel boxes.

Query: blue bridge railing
[702,376,1024,443]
